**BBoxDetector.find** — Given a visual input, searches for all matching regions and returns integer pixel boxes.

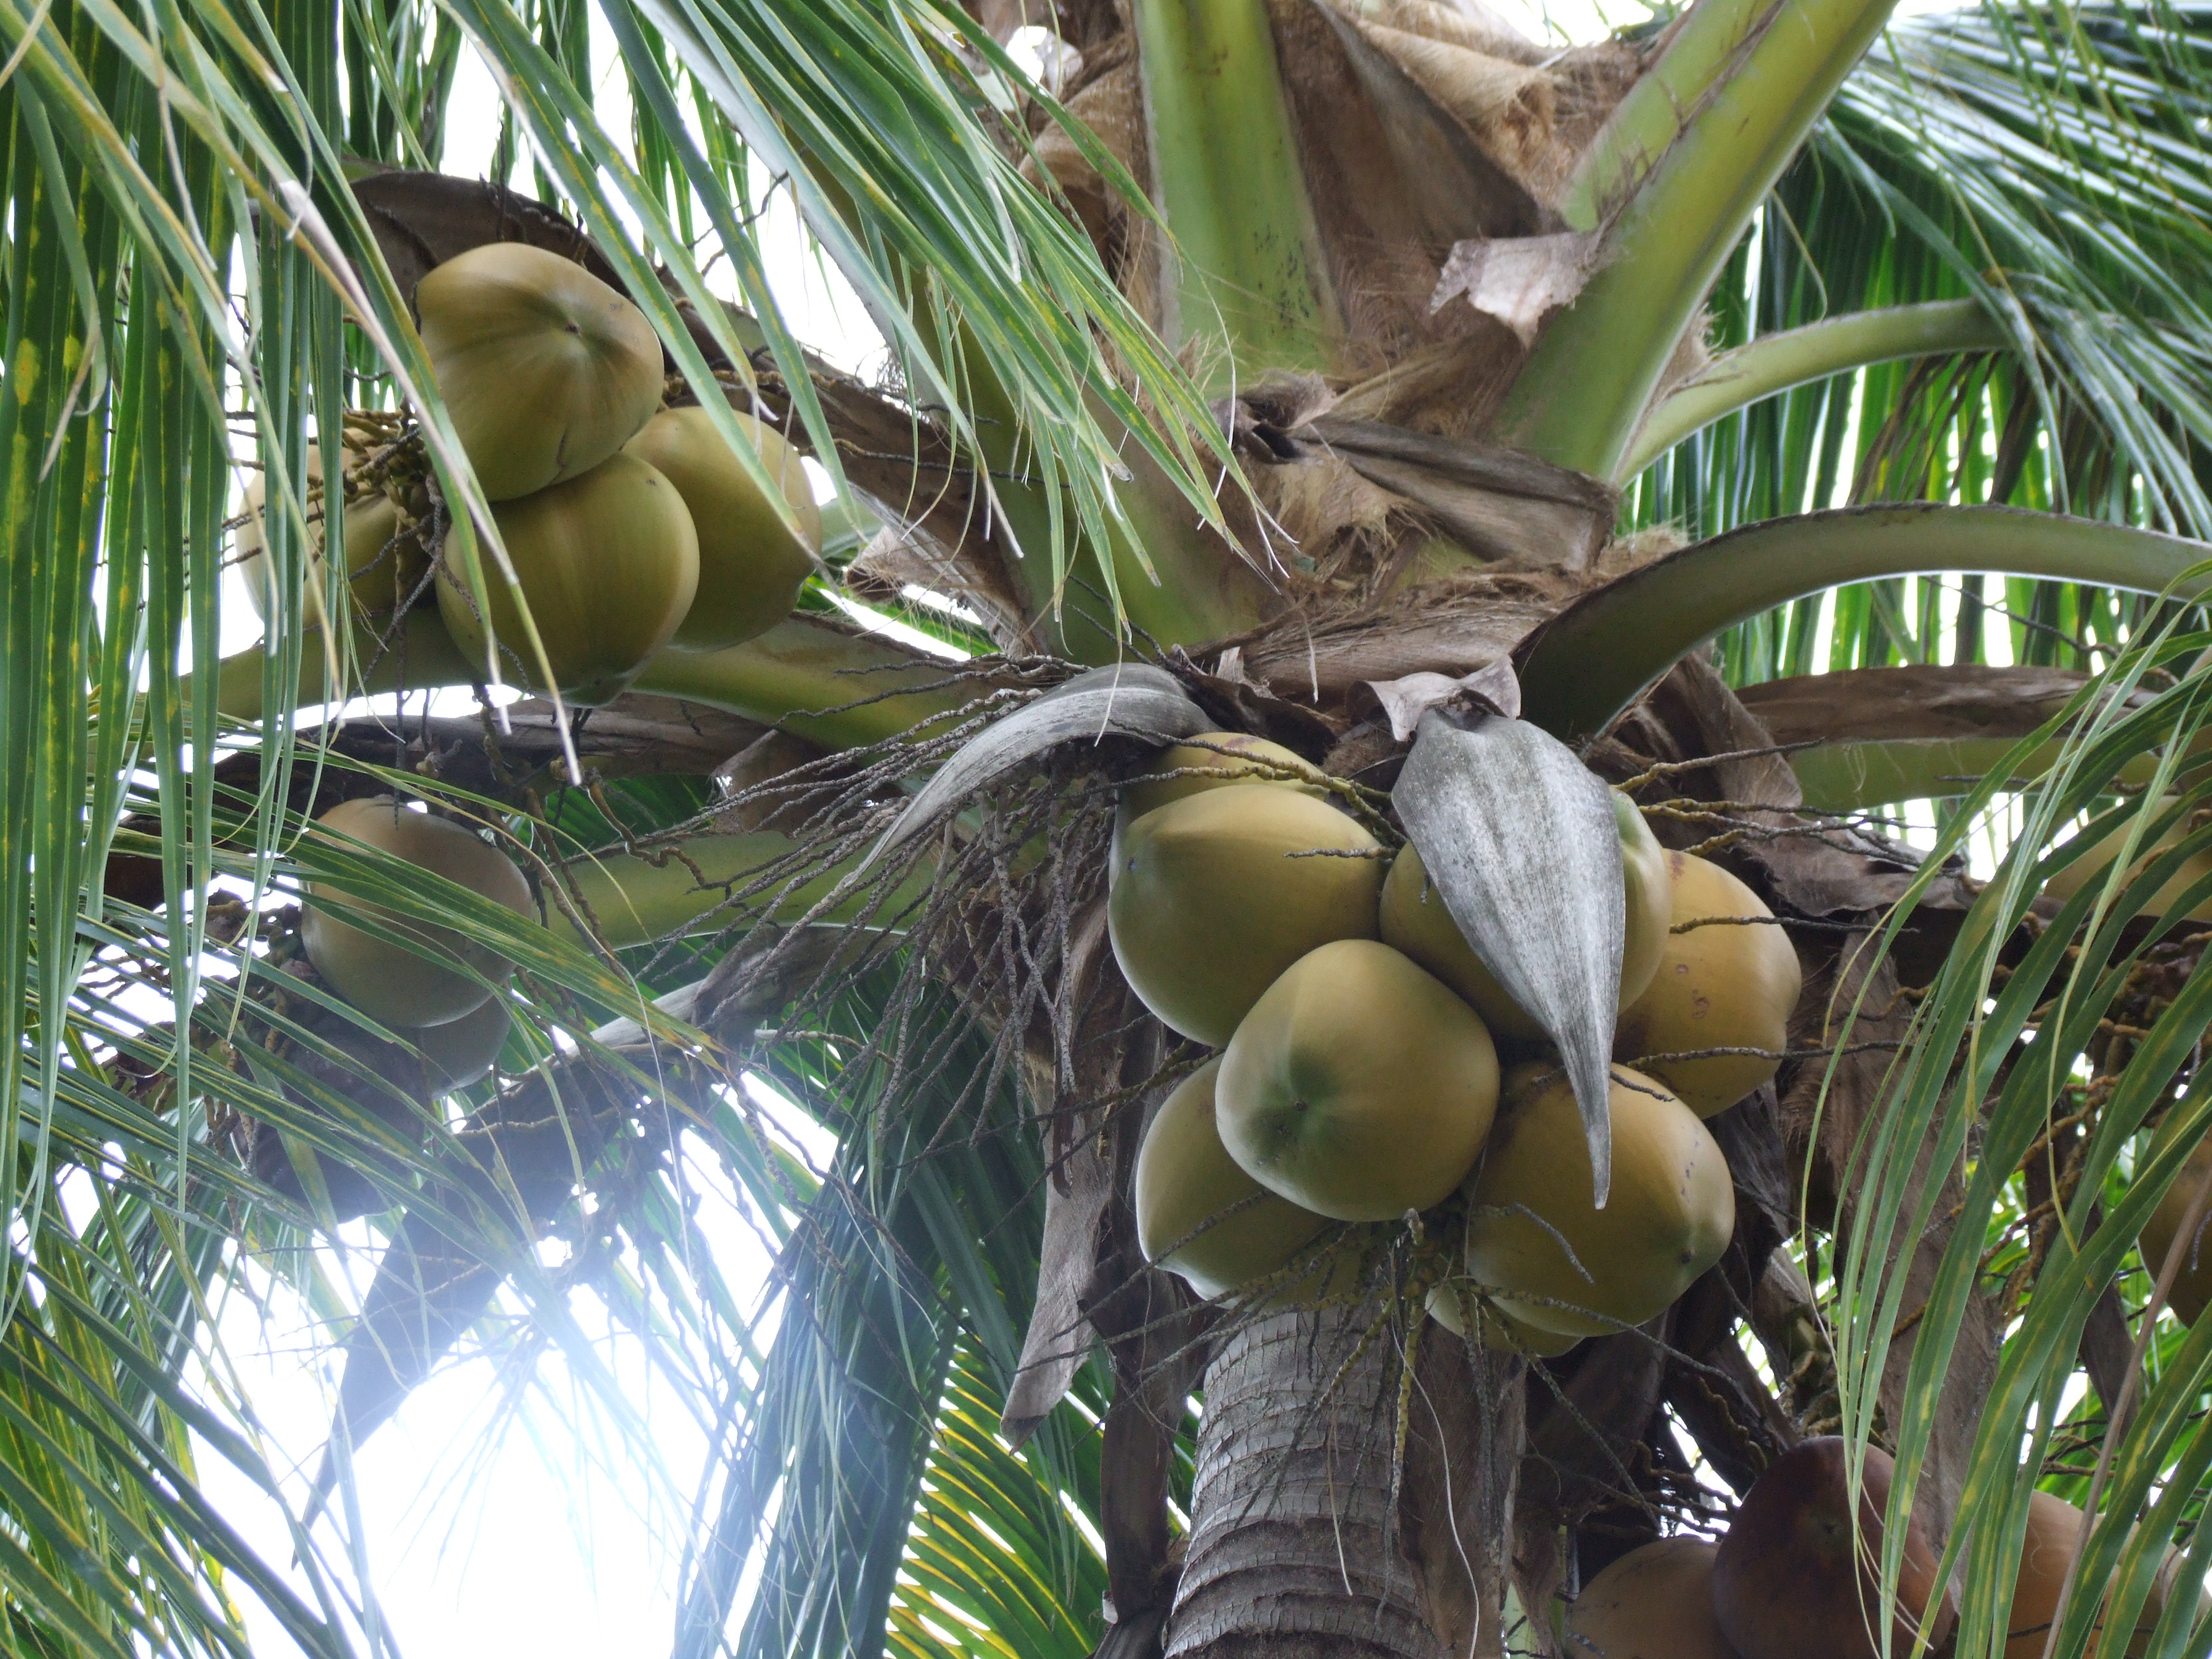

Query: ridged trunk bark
[1162,1304,1448,1659]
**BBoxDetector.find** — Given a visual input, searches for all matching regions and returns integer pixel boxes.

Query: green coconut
[1564,1537,1738,1659]
[301,797,536,1030]
[1135,1058,1333,1300]
[1461,1062,1734,1336]
[621,405,819,651]
[1216,939,1499,1221]
[1378,790,1671,1044]
[2138,1112,2212,1324]
[416,242,664,501]
[237,445,425,623]
[2046,800,2212,923]
[1108,786,1386,1044]
[408,995,513,1091]
[1424,1280,1581,1358]
[1613,852,1802,1117]
[436,452,699,705]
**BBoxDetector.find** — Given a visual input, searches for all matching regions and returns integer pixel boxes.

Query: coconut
[436,452,699,705]
[1121,733,1330,823]
[1108,786,1386,1044]
[1135,1058,1334,1299]
[1564,1537,1738,1659]
[1425,1280,1581,1358]
[237,445,425,623]
[1378,790,1670,1044]
[301,797,536,1029]
[1711,1439,1953,1659]
[621,405,819,651]
[409,994,512,1091]
[1216,939,1499,1221]
[1613,852,1802,1118]
[2046,800,2212,924]
[2003,1490,2205,1659]
[415,242,665,501]
[1461,1062,1733,1336]
[2138,1116,2212,1324]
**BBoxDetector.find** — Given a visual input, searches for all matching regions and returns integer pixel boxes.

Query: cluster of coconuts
[240,242,821,704]
[1568,1438,2204,1659]
[291,795,540,1097]
[1124,734,1804,1347]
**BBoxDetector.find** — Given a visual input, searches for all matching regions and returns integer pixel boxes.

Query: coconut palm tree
[13,0,2212,1653]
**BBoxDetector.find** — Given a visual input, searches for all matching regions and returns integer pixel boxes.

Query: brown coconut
[436,451,699,705]
[1135,1058,1332,1300]
[621,404,819,651]
[1711,1438,1955,1659]
[1565,1536,1739,1659]
[1379,790,1671,1044]
[301,797,535,1029]
[1613,852,1802,1117]
[1216,939,1499,1221]
[416,242,664,501]
[1107,786,1385,1044]
[1461,1062,1733,1336]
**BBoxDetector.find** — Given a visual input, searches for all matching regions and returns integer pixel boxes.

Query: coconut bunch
[1565,1440,2206,1659]
[240,242,821,703]
[1119,729,1804,1349]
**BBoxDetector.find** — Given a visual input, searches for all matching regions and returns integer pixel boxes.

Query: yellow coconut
[301,798,536,1029]
[1216,939,1499,1221]
[1613,852,1802,1118]
[621,405,819,651]
[2138,1114,2212,1325]
[2046,800,2212,924]
[1565,1537,1739,1659]
[1462,1062,1734,1336]
[416,242,664,501]
[1379,790,1671,1044]
[237,445,425,623]
[1120,733,1330,823]
[436,452,699,705]
[1135,1058,1332,1300]
[408,995,513,1091]
[1424,1280,1582,1358]
[1108,786,1386,1044]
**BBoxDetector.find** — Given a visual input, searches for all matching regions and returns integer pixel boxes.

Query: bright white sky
[211,4,1982,1654]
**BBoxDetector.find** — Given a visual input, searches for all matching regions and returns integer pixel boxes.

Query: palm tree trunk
[1166,1304,1445,1658]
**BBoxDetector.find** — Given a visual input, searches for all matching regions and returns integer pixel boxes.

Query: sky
[205,3,1979,1653]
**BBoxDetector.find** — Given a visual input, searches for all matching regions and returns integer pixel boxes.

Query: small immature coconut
[1711,1438,1953,1659]
[1379,790,1671,1044]
[1462,1062,1733,1336]
[1613,852,1802,1117]
[301,798,535,1030]
[1135,1058,1332,1299]
[621,405,818,651]
[2138,1114,2212,1324]
[1216,939,1499,1221]
[237,445,425,623]
[1109,786,1386,1044]
[436,452,699,705]
[1565,1537,1738,1659]
[416,242,665,501]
